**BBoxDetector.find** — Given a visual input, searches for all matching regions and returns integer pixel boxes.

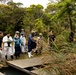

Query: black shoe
[5,55,7,60]
[11,55,13,60]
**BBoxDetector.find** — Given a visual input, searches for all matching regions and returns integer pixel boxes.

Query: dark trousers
[14,46,21,58]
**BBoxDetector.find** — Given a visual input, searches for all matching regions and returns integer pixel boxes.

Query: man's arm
[54,36,56,43]
[1,42,4,50]
[29,35,35,42]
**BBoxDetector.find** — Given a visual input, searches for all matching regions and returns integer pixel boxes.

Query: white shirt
[20,35,26,45]
[2,36,13,47]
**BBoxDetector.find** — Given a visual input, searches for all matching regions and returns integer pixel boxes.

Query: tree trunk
[68,14,74,42]
[69,14,73,31]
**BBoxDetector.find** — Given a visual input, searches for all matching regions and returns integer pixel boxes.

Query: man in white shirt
[2,33,14,60]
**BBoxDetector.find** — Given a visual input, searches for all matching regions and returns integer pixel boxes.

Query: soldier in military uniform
[33,33,43,54]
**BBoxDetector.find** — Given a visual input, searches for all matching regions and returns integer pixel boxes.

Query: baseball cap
[15,31,19,34]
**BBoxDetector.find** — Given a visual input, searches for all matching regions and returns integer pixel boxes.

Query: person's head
[39,33,42,37]
[21,29,24,32]
[0,31,3,37]
[31,30,35,33]
[7,33,10,37]
[31,30,36,37]
[50,31,54,35]
[15,31,19,34]
[21,33,24,36]
[15,31,19,38]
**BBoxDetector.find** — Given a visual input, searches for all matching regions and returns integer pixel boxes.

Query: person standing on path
[2,32,14,60]
[28,30,36,58]
[48,31,56,50]
[37,33,43,54]
[13,31,22,59]
[20,33,26,53]
[33,33,43,54]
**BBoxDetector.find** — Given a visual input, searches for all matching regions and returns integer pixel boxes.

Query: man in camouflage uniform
[34,33,43,54]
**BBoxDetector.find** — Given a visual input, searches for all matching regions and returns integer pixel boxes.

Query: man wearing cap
[34,33,43,54]
[2,33,14,60]
[28,30,36,58]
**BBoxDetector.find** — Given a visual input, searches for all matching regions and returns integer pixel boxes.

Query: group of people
[0,29,56,62]
[28,30,43,58]
[0,29,26,62]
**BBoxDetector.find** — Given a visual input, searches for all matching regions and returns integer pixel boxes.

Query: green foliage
[35,18,44,32]
[56,30,70,49]
[0,0,75,38]
[0,1,76,75]
[0,3,25,33]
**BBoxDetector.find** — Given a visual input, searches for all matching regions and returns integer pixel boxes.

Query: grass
[39,41,76,75]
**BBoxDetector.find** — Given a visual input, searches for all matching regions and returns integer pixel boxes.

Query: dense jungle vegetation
[0,0,76,75]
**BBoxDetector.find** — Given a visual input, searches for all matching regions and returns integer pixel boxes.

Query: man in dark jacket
[28,30,36,58]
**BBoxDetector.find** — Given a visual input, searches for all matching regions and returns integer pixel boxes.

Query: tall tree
[57,0,76,42]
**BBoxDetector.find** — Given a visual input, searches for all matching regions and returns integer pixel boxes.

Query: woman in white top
[20,33,26,53]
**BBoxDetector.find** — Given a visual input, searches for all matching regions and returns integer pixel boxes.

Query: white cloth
[20,36,26,53]
[3,47,14,56]
[20,36,26,46]
[2,36,14,57]
[2,36,13,47]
